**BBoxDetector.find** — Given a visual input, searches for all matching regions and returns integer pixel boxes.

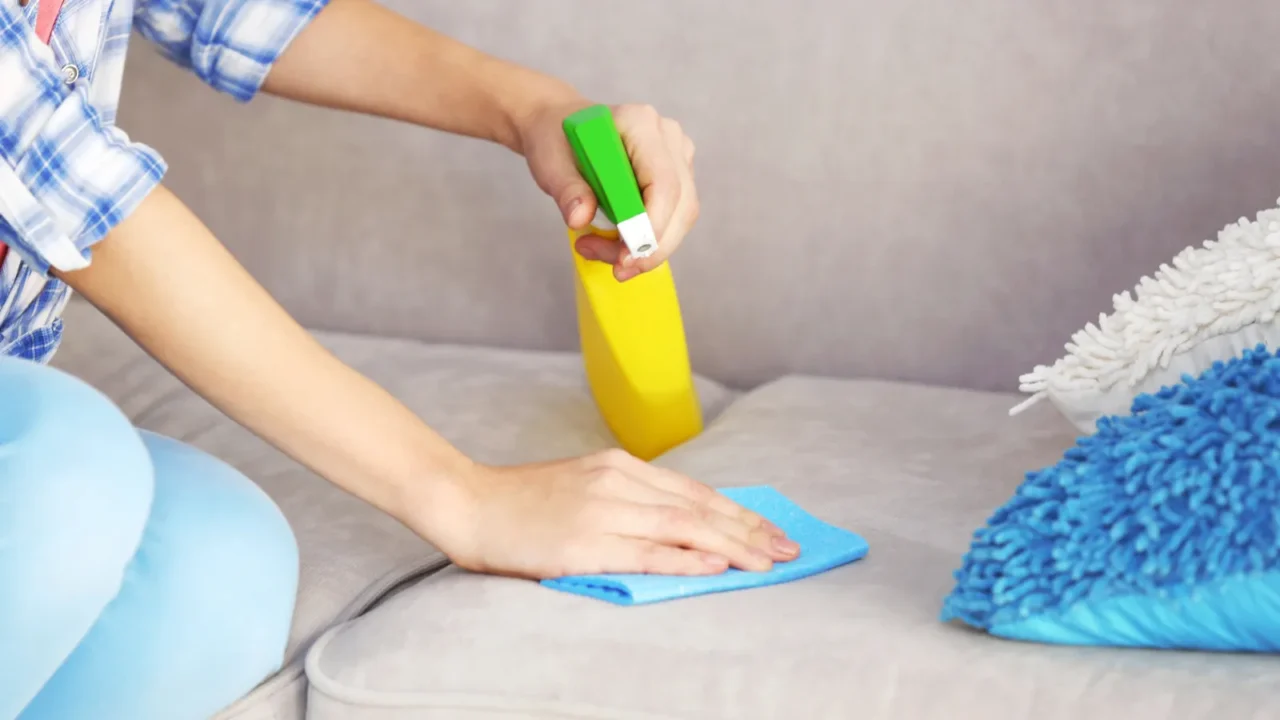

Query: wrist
[395,447,487,555]
[486,63,588,155]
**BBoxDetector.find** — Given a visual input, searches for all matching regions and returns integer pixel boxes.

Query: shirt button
[61,64,79,85]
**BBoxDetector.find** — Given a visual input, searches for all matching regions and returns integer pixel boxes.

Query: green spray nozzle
[563,105,657,258]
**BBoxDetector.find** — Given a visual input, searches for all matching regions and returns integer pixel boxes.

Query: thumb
[559,182,597,230]
[537,148,597,229]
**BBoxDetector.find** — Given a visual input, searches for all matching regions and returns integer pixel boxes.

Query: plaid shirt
[0,0,326,363]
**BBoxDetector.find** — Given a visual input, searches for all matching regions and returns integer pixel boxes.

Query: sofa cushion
[48,299,733,719]
[304,377,1280,720]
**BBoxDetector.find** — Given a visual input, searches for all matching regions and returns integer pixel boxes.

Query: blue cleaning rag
[541,485,868,605]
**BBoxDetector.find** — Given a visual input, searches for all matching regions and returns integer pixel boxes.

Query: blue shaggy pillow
[942,345,1280,651]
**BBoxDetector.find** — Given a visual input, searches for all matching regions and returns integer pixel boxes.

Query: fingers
[562,187,599,229]
[574,234,625,265]
[595,471,790,561]
[576,537,730,576]
[592,449,789,540]
[605,500,775,572]
[615,104,681,240]
[645,464,785,539]
[610,105,699,282]
[526,123,598,229]
[582,450,799,569]
[641,474,798,563]
[618,118,699,280]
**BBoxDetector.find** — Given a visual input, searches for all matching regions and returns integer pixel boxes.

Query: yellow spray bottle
[562,105,702,460]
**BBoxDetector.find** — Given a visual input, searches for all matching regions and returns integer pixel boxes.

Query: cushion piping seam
[213,555,451,719]
[303,592,686,720]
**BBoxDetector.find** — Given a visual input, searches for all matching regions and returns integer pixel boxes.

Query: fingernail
[578,246,597,261]
[702,553,729,571]
[772,537,800,558]
[565,197,582,220]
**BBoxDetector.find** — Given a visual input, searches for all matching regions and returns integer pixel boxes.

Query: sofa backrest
[118,0,1280,392]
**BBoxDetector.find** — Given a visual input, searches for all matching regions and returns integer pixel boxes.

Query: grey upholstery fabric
[304,378,1280,720]
[48,300,733,719]
[119,0,1280,391]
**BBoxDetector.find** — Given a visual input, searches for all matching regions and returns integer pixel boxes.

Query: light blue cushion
[0,358,299,719]
[941,345,1280,651]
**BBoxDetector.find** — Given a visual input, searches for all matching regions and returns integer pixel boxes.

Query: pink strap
[0,0,68,265]
[0,0,65,264]
[35,0,65,45]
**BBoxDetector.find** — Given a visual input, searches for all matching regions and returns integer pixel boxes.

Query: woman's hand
[262,2,697,282]
[519,99,700,282]
[437,449,799,579]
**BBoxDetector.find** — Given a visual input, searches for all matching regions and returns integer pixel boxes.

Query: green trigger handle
[562,105,656,258]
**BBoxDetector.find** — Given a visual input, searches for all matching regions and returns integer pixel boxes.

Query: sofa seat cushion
[304,377,1280,720]
[48,299,733,719]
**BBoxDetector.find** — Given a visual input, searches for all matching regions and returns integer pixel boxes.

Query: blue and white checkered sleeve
[0,6,167,276]
[134,0,329,102]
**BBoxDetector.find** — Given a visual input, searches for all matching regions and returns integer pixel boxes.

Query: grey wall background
[117,1,1280,391]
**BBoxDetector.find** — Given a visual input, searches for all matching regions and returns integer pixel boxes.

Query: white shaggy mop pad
[1012,199,1280,433]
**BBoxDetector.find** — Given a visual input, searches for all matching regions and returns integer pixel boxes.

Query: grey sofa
[51,1,1280,718]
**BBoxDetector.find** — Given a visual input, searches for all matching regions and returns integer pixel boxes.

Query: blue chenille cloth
[541,485,869,605]
[941,345,1280,651]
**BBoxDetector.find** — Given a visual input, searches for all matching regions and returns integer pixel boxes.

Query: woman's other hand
[519,100,699,282]
[437,449,799,579]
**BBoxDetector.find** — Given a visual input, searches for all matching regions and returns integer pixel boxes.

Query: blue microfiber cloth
[541,485,868,605]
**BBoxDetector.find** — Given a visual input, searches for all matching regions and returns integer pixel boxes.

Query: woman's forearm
[262,0,583,153]
[59,185,474,546]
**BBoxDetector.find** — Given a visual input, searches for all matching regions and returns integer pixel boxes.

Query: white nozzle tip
[617,213,658,259]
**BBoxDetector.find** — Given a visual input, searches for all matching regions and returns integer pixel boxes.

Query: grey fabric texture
[304,378,1280,720]
[118,0,1280,391]
[48,300,733,719]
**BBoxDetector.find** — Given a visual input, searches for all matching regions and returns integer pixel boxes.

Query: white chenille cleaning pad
[1012,199,1280,433]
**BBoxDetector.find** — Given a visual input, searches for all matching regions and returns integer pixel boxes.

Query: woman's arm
[59,186,796,577]
[259,0,571,153]
[59,185,475,544]
[259,0,700,280]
